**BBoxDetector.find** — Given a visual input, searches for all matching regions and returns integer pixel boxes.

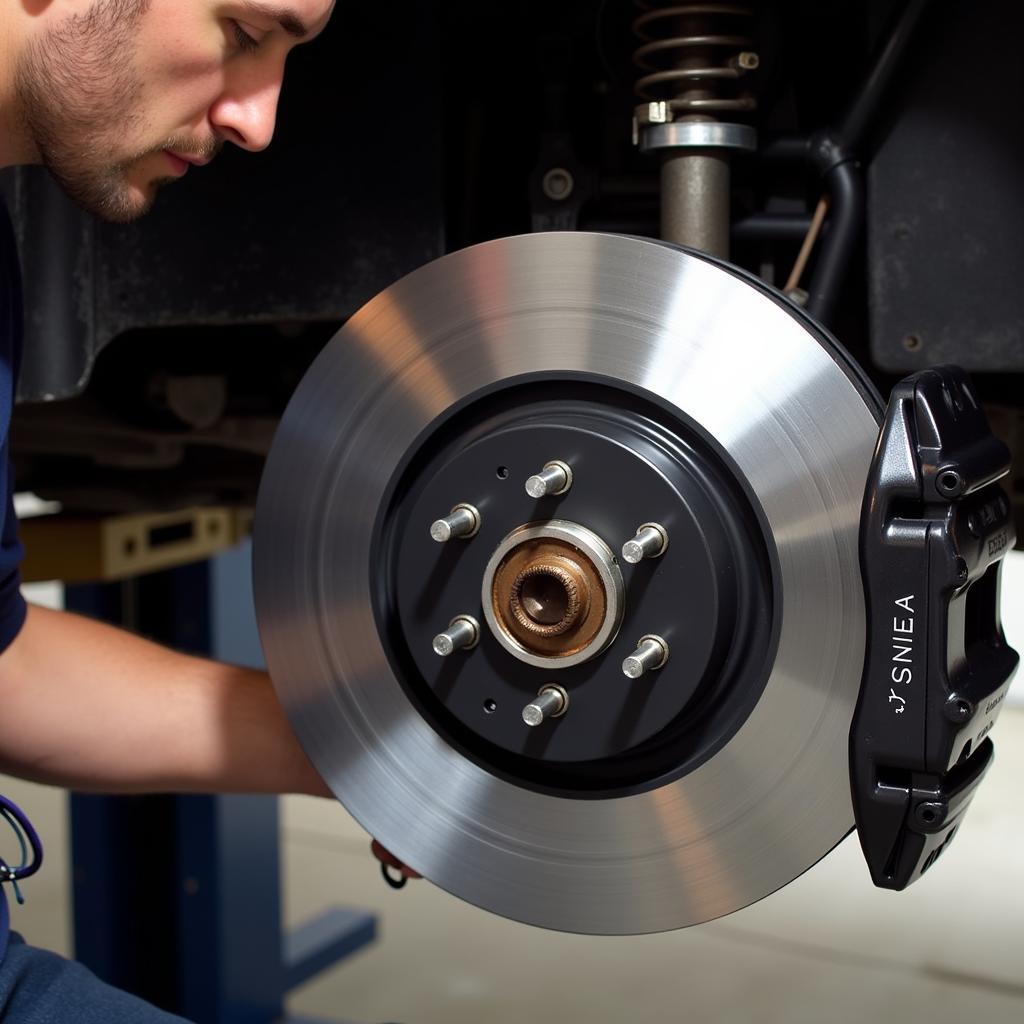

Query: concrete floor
[2,708,1022,1023]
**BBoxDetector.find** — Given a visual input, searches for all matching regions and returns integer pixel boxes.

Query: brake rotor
[254,232,883,934]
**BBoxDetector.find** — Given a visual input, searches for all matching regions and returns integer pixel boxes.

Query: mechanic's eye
[230,20,261,53]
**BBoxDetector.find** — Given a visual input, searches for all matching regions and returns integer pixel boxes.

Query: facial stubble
[14,0,188,223]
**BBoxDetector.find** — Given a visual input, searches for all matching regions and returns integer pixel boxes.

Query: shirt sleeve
[0,456,25,655]
[0,201,26,654]
[0,448,26,654]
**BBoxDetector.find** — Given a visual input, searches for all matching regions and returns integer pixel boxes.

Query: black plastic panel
[868,0,1024,372]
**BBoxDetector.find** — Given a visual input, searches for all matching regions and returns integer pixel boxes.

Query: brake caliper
[852,366,1018,888]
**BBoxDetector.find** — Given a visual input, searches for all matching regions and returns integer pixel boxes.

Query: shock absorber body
[632,3,758,257]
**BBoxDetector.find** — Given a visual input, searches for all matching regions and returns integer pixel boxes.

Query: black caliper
[852,365,1019,889]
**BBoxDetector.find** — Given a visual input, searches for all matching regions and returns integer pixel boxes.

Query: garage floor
[2,707,1022,1024]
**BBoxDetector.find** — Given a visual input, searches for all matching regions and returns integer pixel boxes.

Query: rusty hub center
[492,538,608,658]
[510,558,590,637]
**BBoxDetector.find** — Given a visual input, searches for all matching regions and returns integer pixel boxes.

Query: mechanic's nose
[209,84,281,152]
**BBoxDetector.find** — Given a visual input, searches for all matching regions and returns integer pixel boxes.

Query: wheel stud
[522,685,569,726]
[525,461,573,499]
[622,635,669,678]
[430,503,480,542]
[622,522,668,564]
[432,616,480,657]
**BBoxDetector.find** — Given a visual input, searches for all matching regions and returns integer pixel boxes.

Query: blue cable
[0,795,44,905]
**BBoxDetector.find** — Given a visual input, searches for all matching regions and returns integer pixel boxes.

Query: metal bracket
[638,122,757,153]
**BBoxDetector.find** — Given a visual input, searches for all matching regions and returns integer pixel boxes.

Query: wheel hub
[489,523,614,657]
[381,387,774,780]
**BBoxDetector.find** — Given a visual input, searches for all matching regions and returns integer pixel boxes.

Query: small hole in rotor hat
[483,699,497,714]
[496,466,510,479]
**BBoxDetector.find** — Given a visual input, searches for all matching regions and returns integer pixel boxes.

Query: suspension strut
[632,2,759,256]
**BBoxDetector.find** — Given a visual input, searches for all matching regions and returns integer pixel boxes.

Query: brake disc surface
[254,232,882,933]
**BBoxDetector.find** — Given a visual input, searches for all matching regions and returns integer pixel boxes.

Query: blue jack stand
[66,547,376,1023]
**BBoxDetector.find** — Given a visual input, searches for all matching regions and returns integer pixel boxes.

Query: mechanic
[0,2,413,1020]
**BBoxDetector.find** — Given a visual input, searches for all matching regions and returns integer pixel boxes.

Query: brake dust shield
[254,232,882,934]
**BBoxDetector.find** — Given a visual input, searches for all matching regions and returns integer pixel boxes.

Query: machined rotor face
[255,232,882,933]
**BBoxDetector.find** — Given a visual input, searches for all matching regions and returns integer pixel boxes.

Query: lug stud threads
[432,615,480,657]
[522,685,569,726]
[622,635,669,679]
[430,503,480,543]
[622,523,668,564]
[525,461,573,499]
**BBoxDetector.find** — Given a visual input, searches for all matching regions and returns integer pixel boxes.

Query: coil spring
[633,2,758,115]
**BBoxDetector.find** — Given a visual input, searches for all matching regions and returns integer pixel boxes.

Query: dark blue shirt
[0,200,31,963]
[0,204,176,1020]
[0,203,27,650]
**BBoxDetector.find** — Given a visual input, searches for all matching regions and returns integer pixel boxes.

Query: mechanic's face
[15,0,334,223]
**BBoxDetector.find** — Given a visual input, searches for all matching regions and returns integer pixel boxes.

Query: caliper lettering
[887,595,914,711]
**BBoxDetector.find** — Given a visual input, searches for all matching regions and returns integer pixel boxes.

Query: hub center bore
[510,560,587,636]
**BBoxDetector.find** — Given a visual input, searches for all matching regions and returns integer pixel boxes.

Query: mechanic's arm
[0,602,331,796]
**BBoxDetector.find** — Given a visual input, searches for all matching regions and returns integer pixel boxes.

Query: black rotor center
[379,380,778,796]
